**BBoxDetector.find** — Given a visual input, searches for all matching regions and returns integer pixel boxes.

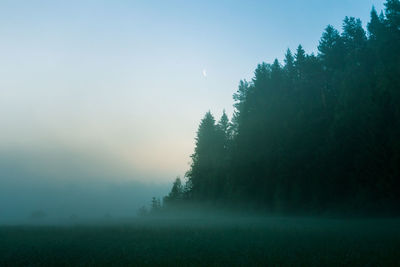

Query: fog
[0,146,169,224]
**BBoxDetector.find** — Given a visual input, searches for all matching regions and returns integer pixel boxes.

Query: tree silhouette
[164,0,400,214]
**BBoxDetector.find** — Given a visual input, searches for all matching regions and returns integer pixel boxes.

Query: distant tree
[284,49,296,83]
[185,111,227,200]
[384,0,400,29]
[151,197,161,212]
[341,16,367,60]
[232,80,251,136]
[295,45,306,79]
[164,177,184,205]
[218,110,231,143]
[368,7,386,40]
[318,25,344,71]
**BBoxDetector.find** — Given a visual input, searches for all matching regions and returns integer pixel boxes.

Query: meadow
[0,216,399,266]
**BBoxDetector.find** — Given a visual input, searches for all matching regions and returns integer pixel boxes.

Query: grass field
[0,217,399,266]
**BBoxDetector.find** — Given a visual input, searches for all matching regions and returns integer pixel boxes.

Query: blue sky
[0,0,386,184]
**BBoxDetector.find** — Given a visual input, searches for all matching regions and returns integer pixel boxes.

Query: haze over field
[0,0,387,221]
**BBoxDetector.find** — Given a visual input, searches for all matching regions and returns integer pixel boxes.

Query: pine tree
[295,45,306,80]
[218,110,231,143]
[284,49,295,82]
[186,112,225,200]
[318,25,343,70]
[384,0,400,30]
[164,177,183,205]
[368,7,386,40]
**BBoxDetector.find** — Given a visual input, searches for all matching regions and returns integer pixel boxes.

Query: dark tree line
[164,1,400,214]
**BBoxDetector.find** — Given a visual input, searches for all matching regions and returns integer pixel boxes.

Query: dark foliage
[165,1,400,214]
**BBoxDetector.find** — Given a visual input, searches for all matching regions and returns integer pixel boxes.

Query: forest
[2,2,400,266]
[163,0,400,215]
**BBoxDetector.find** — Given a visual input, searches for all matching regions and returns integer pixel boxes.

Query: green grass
[0,217,399,266]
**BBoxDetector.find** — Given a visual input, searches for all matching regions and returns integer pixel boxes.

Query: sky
[0,0,386,220]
